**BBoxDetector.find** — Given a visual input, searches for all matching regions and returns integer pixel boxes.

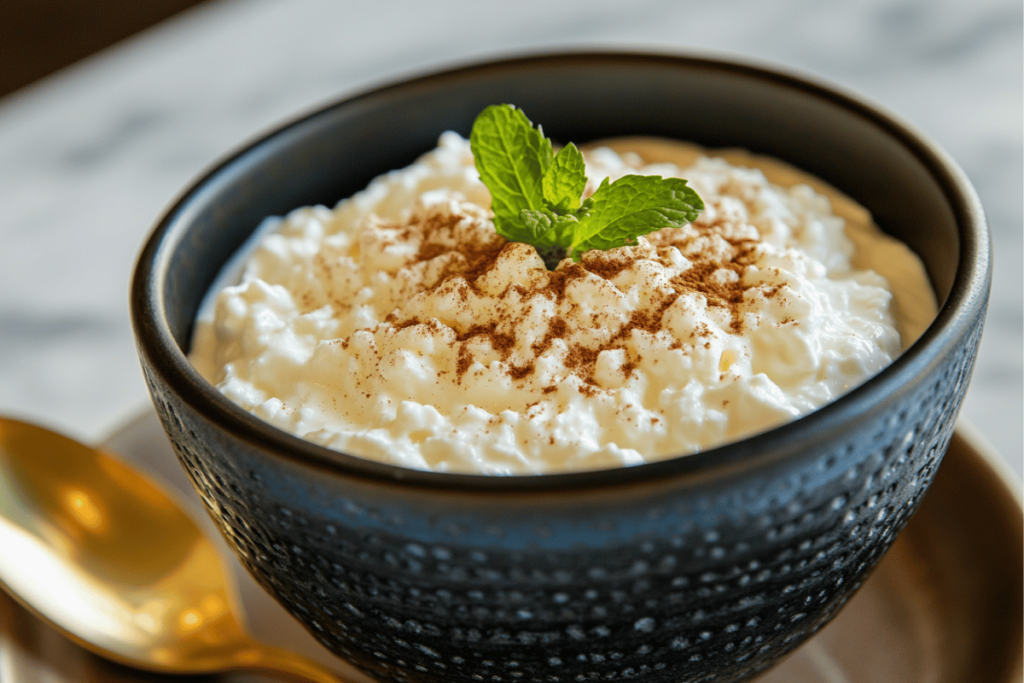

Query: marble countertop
[0,0,1019,479]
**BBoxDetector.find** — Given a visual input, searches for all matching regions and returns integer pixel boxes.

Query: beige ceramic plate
[0,414,1020,683]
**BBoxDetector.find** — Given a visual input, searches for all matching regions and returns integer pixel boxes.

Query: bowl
[130,51,990,683]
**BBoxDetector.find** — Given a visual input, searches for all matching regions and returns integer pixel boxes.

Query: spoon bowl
[0,417,346,683]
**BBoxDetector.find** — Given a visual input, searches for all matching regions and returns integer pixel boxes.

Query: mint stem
[535,244,567,271]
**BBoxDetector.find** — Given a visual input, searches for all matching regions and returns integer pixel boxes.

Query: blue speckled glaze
[132,53,990,683]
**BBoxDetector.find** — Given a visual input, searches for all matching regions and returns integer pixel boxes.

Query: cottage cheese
[190,133,936,474]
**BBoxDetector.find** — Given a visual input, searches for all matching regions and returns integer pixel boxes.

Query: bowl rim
[131,49,991,492]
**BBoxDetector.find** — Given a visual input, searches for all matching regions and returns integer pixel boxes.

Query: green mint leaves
[469,104,704,267]
[542,143,587,213]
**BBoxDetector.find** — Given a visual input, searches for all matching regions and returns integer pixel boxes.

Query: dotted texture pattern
[142,318,981,683]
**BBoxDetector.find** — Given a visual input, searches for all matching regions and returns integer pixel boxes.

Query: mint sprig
[469,104,704,267]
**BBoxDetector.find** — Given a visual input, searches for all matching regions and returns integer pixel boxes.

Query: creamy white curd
[189,132,936,474]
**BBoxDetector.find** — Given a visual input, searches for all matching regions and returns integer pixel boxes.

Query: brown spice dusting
[583,252,635,281]
[455,345,473,380]
[564,344,601,373]
[456,323,515,356]
[530,262,587,302]
[670,261,747,333]
[452,322,518,382]
[459,243,512,287]
[348,194,783,397]
[531,316,569,356]
[404,211,509,291]
[387,314,423,329]
[416,242,449,263]
[508,363,534,380]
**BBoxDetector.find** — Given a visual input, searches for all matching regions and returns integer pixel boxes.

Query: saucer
[0,412,1019,682]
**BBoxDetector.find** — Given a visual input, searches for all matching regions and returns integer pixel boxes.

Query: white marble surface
[0,0,1020,479]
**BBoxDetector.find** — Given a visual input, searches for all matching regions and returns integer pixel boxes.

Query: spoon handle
[234,643,358,683]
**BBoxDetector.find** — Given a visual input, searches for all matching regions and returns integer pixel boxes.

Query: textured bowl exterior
[142,343,979,683]
[132,53,990,683]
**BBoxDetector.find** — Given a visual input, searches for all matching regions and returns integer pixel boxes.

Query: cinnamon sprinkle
[365,196,785,392]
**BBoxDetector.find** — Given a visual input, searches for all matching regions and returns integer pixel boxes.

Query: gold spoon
[0,417,350,683]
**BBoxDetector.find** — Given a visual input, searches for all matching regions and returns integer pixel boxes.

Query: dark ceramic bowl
[131,52,989,683]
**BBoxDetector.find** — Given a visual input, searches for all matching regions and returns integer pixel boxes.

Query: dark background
[0,0,209,97]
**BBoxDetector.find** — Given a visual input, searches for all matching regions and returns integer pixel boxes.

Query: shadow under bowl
[130,51,990,683]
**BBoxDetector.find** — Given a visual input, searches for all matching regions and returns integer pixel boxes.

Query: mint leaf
[542,143,586,213]
[469,105,552,230]
[469,104,704,267]
[520,209,579,248]
[568,175,703,257]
